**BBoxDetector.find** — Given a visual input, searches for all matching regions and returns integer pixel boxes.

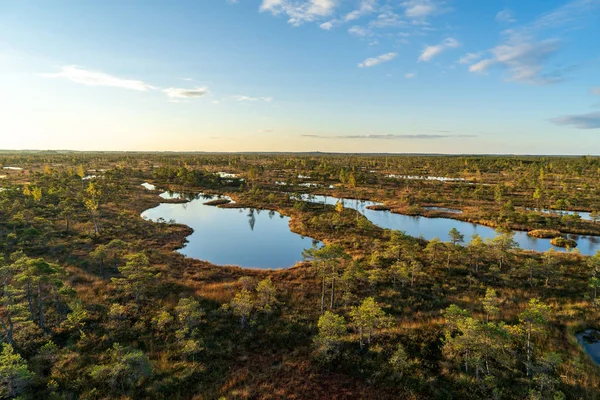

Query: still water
[141,192,318,269]
[576,329,600,365]
[298,194,600,255]
[530,208,597,222]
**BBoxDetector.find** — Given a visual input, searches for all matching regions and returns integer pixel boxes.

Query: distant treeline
[152,166,242,188]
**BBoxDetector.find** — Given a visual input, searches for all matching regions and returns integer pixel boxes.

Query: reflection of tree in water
[268,210,275,219]
[247,209,256,231]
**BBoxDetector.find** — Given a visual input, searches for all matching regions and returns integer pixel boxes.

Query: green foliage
[314,311,346,362]
[482,288,500,322]
[389,343,410,378]
[230,289,253,328]
[349,297,391,348]
[111,253,160,305]
[0,343,35,398]
[89,343,152,395]
[256,278,277,313]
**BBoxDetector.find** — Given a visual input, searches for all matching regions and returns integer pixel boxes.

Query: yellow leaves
[32,187,42,202]
[23,186,42,202]
[84,182,101,212]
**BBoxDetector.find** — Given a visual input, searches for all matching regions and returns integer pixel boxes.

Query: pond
[528,208,597,223]
[297,194,600,255]
[576,329,600,365]
[385,174,466,182]
[216,172,238,178]
[142,192,319,269]
[141,182,156,190]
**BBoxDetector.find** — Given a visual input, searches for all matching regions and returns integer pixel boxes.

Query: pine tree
[350,297,391,348]
[0,344,35,398]
[111,253,160,307]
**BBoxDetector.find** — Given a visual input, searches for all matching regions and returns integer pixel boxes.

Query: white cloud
[345,10,361,21]
[495,9,516,23]
[591,87,600,95]
[344,0,377,21]
[468,58,496,73]
[443,37,459,48]
[358,52,397,68]
[468,37,561,84]
[419,45,443,61]
[458,52,482,64]
[418,37,459,62]
[348,25,371,36]
[319,1,376,30]
[260,0,338,26]
[369,9,405,28]
[233,95,273,102]
[529,0,599,32]
[320,20,335,29]
[163,87,209,99]
[466,0,599,84]
[405,72,416,79]
[402,0,442,19]
[41,65,154,91]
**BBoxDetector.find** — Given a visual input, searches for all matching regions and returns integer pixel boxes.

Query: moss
[550,237,578,248]
[527,229,562,238]
[203,198,231,206]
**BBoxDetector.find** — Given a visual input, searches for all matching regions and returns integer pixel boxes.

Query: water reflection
[299,194,600,255]
[142,192,318,269]
[576,329,600,365]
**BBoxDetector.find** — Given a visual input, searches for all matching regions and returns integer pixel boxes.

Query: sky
[0,0,599,154]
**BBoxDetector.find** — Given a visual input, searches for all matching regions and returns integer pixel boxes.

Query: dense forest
[0,151,599,399]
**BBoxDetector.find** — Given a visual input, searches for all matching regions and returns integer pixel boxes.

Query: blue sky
[0,0,599,154]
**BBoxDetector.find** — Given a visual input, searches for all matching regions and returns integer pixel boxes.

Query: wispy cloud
[163,87,209,99]
[551,111,600,129]
[233,95,273,102]
[405,72,417,79]
[468,37,562,84]
[302,133,476,139]
[465,0,599,85]
[591,87,600,95]
[402,0,444,19]
[418,37,459,62]
[495,9,516,23]
[345,0,376,21]
[320,20,335,30]
[260,0,338,26]
[358,52,397,68]
[368,8,405,28]
[458,52,482,64]
[349,25,372,36]
[41,65,155,91]
[319,0,376,30]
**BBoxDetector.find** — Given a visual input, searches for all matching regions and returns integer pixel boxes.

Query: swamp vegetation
[0,151,600,399]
